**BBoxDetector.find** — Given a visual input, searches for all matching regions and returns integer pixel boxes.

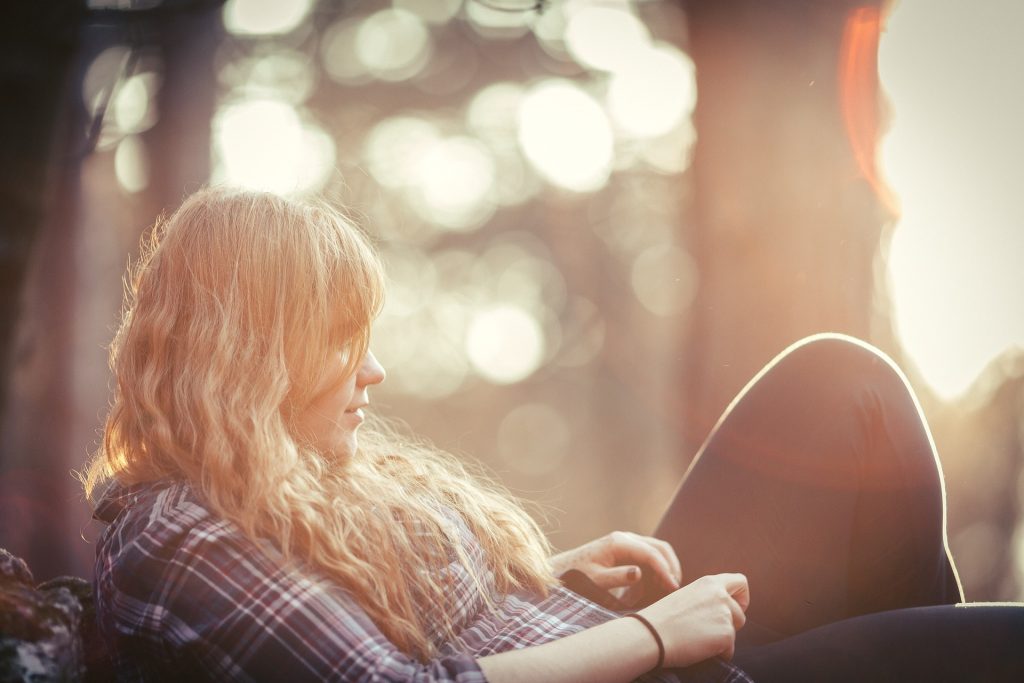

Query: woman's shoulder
[94,478,222,544]
[93,478,265,596]
[92,478,300,642]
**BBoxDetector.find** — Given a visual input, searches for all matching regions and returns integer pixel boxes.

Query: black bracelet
[624,612,665,670]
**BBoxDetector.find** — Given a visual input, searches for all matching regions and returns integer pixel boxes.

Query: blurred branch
[85,0,226,24]
[471,0,548,12]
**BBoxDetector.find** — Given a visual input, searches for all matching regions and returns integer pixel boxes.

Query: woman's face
[293,350,386,459]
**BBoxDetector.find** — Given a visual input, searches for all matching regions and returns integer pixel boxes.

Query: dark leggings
[652,334,1024,682]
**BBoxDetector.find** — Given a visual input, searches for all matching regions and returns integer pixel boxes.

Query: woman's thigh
[732,604,1024,683]
[652,334,961,641]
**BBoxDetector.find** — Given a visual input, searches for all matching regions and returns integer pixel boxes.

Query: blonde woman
[84,188,1024,682]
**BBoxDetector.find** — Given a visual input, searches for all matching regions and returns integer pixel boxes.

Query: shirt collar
[92,479,167,524]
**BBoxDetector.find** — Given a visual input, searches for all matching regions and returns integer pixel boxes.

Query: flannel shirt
[93,479,753,682]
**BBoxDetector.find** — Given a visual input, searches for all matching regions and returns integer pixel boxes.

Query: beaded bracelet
[624,612,665,670]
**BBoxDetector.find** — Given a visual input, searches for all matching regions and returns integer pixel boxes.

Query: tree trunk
[679,0,889,454]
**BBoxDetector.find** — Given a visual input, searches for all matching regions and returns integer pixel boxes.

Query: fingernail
[628,567,640,581]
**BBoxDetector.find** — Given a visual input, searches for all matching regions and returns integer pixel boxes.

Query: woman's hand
[479,572,750,683]
[638,573,750,667]
[550,531,682,603]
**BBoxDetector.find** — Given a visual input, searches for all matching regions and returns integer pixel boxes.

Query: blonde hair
[82,187,556,659]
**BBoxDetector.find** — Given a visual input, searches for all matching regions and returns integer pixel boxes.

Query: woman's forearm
[477,616,658,683]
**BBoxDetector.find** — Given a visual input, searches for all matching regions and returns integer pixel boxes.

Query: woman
[84,188,1023,682]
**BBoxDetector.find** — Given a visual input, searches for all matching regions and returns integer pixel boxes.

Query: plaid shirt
[93,479,752,682]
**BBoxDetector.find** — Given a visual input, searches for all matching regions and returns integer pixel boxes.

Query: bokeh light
[467,81,524,142]
[394,0,462,25]
[531,2,571,60]
[320,17,372,85]
[212,98,335,194]
[564,5,650,73]
[228,51,316,103]
[375,258,471,398]
[466,305,545,384]
[222,0,314,36]
[640,121,697,174]
[377,241,561,393]
[517,79,614,192]
[365,116,441,188]
[410,136,496,230]
[497,403,571,476]
[482,237,566,313]
[607,43,697,138]
[82,46,130,116]
[465,0,533,39]
[467,83,541,205]
[114,135,149,193]
[630,244,697,316]
[356,8,432,81]
[113,72,158,134]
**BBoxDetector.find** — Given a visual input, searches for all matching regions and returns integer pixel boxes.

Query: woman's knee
[759,333,911,401]
[772,333,894,374]
[724,334,926,462]
[770,334,943,483]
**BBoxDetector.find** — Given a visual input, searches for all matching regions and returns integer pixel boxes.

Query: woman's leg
[653,333,962,644]
[732,604,1024,683]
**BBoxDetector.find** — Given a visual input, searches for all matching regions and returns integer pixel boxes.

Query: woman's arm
[479,573,750,683]
[479,614,658,683]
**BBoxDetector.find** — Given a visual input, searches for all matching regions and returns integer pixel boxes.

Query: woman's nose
[357,351,386,387]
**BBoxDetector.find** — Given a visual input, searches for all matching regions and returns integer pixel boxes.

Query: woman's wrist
[548,550,572,577]
[624,612,665,670]
[478,615,663,683]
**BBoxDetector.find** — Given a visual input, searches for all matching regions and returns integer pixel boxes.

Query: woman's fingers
[628,533,682,584]
[727,594,746,630]
[721,572,750,612]
[591,564,643,589]
[648,536,682,585]
[553,531,686,595]
[609,532,679,591]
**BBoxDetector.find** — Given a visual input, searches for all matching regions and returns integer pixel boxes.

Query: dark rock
[38,577,112,683]
[0,549,34,587]
[0,550,110,682]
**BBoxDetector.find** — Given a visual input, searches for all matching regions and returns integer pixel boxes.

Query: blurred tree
[678,0,890,454]
[0,1,88,581]
[0,0,221,579]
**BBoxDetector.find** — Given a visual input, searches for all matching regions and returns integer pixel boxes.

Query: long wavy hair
[81,187,557,660]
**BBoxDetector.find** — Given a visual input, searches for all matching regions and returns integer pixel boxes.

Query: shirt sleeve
[150,521,488,682]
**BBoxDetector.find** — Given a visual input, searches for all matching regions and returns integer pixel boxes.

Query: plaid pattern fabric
[93,479,752,682]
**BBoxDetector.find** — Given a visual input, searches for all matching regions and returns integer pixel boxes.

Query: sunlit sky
[880,0,1024,400]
